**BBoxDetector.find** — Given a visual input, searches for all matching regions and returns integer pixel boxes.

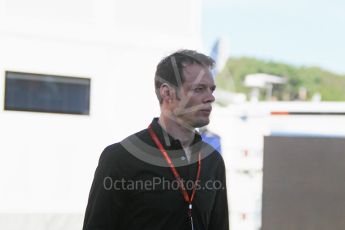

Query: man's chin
[192,118,210,128]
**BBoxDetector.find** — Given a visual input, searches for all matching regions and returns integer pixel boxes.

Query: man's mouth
[199,108,212,114]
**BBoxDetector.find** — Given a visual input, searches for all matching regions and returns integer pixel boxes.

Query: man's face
[171,63,216,128]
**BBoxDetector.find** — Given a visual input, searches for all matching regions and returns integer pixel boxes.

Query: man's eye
[194,87,203,92]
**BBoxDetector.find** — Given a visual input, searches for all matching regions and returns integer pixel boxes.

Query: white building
[209,101,345,230]
[0,0,203,229]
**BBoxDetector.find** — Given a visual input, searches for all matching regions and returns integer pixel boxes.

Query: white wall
[0,0,202,228]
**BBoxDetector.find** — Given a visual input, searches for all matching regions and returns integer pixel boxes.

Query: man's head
[155,50,216,128]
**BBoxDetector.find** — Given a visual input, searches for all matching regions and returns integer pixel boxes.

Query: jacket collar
[149,118,202,152]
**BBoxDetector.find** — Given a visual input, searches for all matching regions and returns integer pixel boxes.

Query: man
[83,50,229,230]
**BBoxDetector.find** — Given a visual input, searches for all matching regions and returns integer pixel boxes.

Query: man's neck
[158,115,195,148]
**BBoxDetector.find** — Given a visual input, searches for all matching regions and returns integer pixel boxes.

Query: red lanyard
[148,125,201,214]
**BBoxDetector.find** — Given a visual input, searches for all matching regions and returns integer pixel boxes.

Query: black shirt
[83,118,229,230]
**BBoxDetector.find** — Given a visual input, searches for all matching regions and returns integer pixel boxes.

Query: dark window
[4,71,91,115]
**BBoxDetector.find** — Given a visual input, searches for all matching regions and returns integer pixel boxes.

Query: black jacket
[83,118,229,230]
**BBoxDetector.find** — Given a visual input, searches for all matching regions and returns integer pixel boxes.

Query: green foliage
[216,57,345,101]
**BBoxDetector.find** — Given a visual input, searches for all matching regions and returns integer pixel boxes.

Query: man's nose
[204,90,215,103]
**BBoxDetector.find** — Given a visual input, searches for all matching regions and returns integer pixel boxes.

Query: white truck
[209,101,345,230]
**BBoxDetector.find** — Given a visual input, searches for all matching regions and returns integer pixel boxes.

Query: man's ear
[159,83,175,103]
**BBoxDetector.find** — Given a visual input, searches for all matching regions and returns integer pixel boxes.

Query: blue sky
[202,0,345,75]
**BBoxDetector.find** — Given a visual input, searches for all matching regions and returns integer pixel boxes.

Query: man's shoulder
[100,128,150,161]
[99,142,126,163]
[200,141,221,158]
[200,141,225,168]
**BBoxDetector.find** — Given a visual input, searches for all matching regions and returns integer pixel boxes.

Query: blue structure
[200,128,222,153]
